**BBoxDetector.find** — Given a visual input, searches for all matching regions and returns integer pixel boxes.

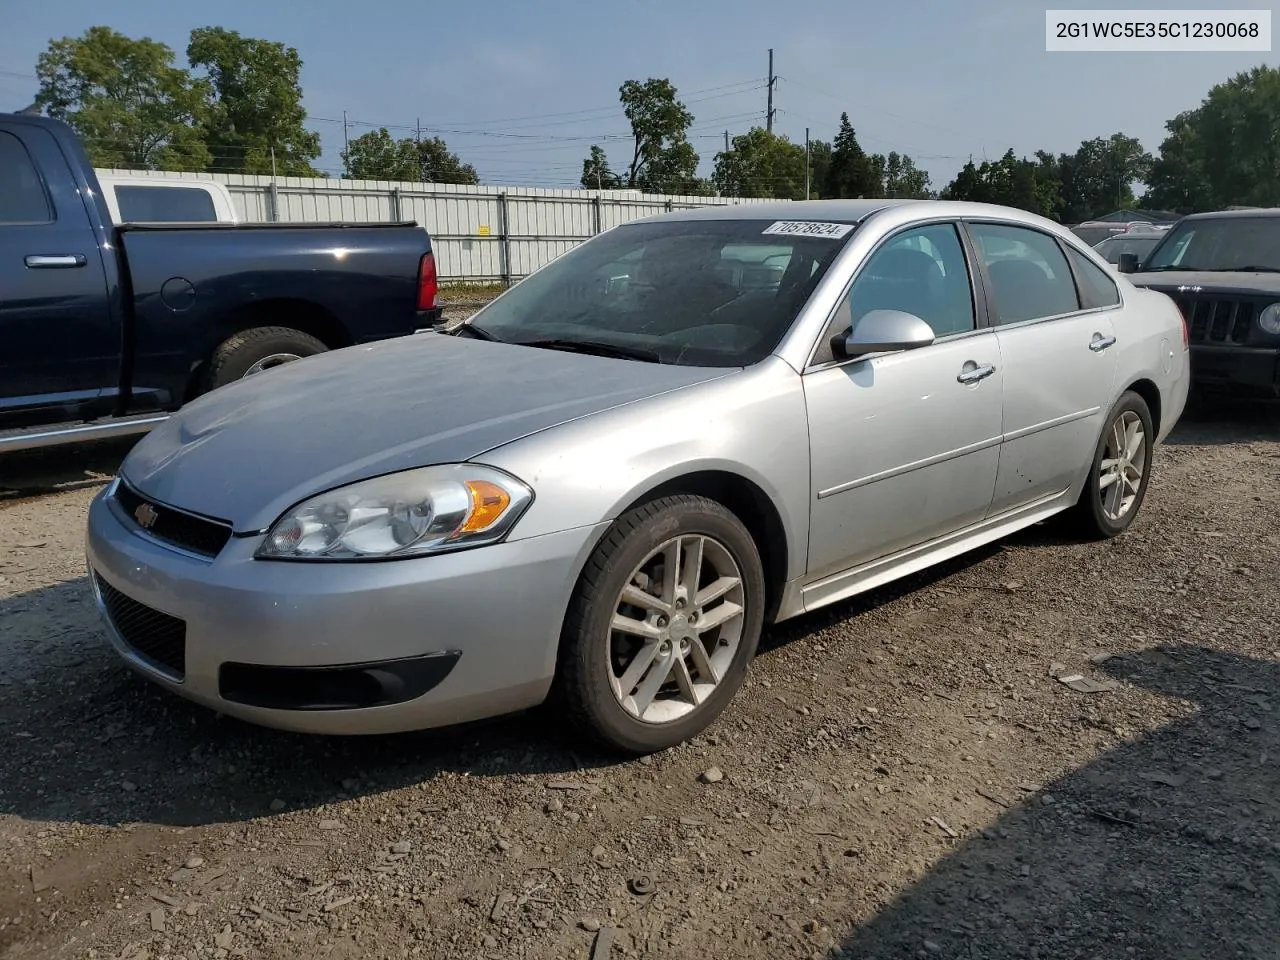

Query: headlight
[1259,303,1280,335]
[256,464,532,561]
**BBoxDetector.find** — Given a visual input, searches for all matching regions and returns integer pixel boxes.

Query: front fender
[480,357,812,583]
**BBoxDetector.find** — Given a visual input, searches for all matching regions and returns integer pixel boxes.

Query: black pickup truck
[1,113,442,453]
[1123,210,1280,398]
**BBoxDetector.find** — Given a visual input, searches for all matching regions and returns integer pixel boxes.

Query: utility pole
[804,127,810,200]
[724,130,730,153]
[342,110,350,176]
[766,49,776,133]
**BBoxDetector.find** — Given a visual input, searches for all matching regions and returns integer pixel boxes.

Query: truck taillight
[417,252,438,311]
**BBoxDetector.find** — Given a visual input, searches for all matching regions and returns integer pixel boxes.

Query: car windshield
[464,218,857,366]
[1143,216,1280,271]
[1095,235,1161,264]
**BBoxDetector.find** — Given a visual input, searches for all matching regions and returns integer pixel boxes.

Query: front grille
[114,482,232,558]
[95,574,187,680]
[1172,296,1256,345]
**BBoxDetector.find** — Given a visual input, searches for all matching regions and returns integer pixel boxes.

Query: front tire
[556,495,765,754]
[202,326,328,392]
[1068,390,1155,539]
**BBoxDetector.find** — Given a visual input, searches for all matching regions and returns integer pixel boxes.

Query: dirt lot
[1,400,1278,960]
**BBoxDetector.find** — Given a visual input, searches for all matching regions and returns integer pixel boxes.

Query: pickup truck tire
[202,326,328,392]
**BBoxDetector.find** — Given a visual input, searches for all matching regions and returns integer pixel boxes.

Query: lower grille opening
[95,574,186,680]
[218,653,460,711]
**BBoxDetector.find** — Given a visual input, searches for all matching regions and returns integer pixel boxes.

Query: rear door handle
[25,254,87,269]
[957,362,996,384]
[1089,333,1117,352]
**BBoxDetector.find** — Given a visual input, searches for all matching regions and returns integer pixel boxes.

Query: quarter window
[0,132,53,224]
[970,223,1080,324]
[1066,246,1121,308]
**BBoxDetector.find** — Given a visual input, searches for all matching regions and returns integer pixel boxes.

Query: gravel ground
[0,397,1277,960]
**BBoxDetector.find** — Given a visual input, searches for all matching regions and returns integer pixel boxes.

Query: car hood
[1129,270,1280,296]
[122,333,731,532]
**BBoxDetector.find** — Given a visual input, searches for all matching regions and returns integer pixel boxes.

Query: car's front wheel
[1069,390,1155,538]
[556,495,765,753]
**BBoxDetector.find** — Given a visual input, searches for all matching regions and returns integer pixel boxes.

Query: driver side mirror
[835,309,936,359]
[1117,253,1139,274]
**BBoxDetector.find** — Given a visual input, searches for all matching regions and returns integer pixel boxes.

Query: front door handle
[1089,333,1117,352]
[957,362,996,384]
[25,254,87,269]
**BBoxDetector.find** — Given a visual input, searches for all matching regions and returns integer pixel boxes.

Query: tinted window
[970,223,1080,324]
[468,219,855,367]
[1067,247,1120,308]
[0,132,53,224]
[842,223,975,338]
[114,184,218,222]
[1143,216,1280,271]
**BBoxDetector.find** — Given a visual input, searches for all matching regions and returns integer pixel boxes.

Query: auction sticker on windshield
[762,221,856,239]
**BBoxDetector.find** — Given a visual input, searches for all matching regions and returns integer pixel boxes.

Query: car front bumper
[1190,344,1280,397]
[85,486,604,735]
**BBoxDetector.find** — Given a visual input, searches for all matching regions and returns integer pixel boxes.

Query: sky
[1,0,1276,192]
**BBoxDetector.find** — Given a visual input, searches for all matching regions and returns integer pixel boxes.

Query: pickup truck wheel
[203,327,328,392]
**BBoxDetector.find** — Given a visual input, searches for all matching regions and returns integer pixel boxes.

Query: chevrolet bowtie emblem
[134,502,159,529]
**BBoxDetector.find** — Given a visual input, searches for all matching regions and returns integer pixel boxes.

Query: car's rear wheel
[1068,390,1154,539]
[202,326,328,392]
[556,495,765,754]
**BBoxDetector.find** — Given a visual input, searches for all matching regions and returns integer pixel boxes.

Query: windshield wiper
[1206,265,1280,273]
[519,338,661,363]
[455,321,504,342]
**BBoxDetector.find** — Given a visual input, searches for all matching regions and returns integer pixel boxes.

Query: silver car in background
[86,200,1190,753]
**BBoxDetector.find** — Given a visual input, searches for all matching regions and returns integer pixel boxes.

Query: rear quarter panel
[119,224,432,406]
[1113,282,1190,442]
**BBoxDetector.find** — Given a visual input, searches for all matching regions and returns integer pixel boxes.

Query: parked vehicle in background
[96,173,238,223]
[1072,219,1172,246]
[1094,232,1162,266]
[1124,209,1280,397]
[87,199,1189,754]
[0,113,442,453]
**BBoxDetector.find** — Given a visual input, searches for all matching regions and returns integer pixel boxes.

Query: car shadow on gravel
[0,438,134,500]
[830,644,1280,960]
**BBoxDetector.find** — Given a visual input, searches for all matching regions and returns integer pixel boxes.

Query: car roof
[633,198,1072,232]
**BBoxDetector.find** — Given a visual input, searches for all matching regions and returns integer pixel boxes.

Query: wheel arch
[184,299,353,401]
[610,469,791,624]
[1123,377,1162,436]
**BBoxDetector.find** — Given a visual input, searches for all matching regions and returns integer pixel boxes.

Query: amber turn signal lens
[459,480,511,533]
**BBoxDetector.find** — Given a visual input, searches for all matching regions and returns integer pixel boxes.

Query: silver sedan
[86,200,1191,753]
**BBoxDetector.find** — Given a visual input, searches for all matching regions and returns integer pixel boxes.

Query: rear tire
[201,326,328,392]
[555,495,765,754]
[1067,390,1154,539]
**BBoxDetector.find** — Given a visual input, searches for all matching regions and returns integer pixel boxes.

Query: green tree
[941,150,1058,218]
[186,26,320,176]
[618,78,699,193]
[342,128,477,183]
[713,128,807,199]
[869,151,932,198]
[1145,66,1280,211]
[823,113,879,198]
[806,139,832,198]
[342,127,421,180]
[35,26,210,170]
[580,144,623,189]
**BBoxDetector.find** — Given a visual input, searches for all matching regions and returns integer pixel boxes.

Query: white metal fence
[95,168,778,283]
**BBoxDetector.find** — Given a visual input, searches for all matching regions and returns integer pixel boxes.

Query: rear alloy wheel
[201,326,328,393]
[1069,390,1154,539]
[557,495,764,753]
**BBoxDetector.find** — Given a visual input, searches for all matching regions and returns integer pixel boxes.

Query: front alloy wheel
[557,495,765,753]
